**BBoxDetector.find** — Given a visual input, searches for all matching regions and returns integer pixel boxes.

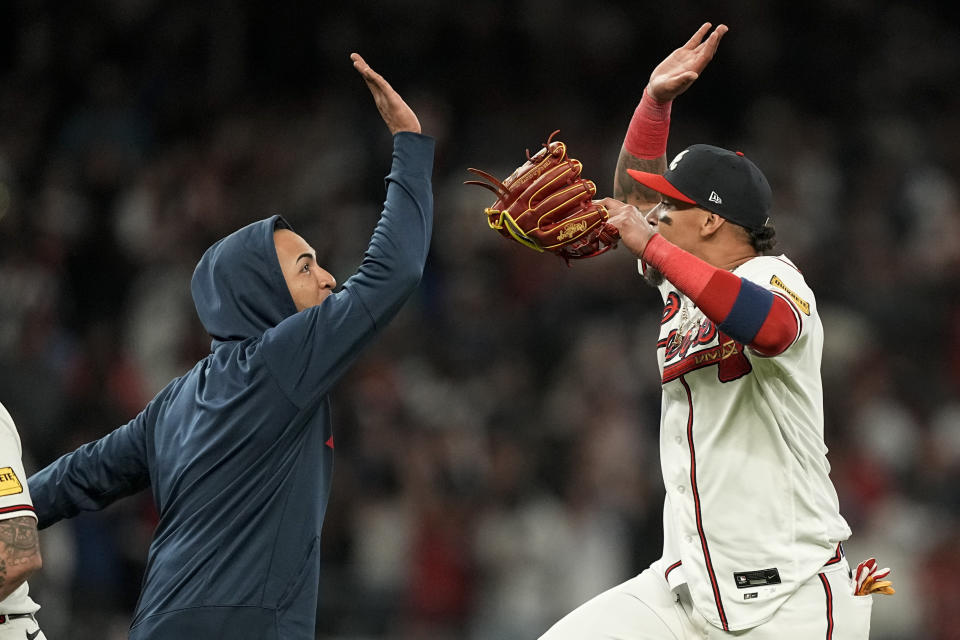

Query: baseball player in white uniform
[0,403,44,640]
[540,24,885,639]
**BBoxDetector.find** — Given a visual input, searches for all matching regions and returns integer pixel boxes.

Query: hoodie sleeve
[27,390,161,529]
[347,132,435,319]
[261,132,435,408]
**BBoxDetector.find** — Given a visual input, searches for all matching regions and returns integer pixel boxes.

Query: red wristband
[623,88,672,160]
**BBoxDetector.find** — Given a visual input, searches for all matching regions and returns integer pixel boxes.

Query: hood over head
[191,215,299,348]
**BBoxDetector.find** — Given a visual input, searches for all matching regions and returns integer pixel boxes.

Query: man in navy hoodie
[27,54,434,639]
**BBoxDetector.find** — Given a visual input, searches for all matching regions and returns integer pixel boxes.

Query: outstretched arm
[28,411,152,529]
[262,55,435,408]
[613,23,728,207]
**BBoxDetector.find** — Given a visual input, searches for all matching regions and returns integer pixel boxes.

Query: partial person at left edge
[0,403,44,639]
[26,54,433,640]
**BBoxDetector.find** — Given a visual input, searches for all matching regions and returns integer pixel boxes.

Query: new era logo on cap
[626,144,772,231]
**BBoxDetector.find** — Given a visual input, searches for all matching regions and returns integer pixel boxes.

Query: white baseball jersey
[0,402,40,617]
[649,255,851,631]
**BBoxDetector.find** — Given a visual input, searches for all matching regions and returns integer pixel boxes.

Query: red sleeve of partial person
[642,234,799,355]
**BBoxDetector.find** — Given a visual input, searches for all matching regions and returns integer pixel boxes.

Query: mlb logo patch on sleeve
[0,467,23,496]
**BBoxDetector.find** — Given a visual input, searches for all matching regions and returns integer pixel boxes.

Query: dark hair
[732,221,777,254]
[750,223,777,254]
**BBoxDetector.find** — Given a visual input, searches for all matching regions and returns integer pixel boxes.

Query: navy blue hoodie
[28,132,435,639]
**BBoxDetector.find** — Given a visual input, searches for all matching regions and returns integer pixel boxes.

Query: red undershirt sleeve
[642,234,799,356]
[624,89,672,159]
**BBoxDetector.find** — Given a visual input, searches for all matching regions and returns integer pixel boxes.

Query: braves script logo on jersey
[659,292,752,383]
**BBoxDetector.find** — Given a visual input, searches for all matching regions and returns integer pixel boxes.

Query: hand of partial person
[646,22,728,103]
[601,197,658,258]
[854,557,895,596]
[351,53,421,135]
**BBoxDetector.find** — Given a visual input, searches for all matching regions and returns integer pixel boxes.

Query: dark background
[0,1,957,638]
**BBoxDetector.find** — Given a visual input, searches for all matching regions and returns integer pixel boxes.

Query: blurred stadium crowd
[0,1,958,639]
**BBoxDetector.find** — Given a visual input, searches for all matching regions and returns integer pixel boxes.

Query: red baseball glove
[465,131,618,263]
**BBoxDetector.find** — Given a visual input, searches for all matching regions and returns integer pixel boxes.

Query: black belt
[0,613,35,624]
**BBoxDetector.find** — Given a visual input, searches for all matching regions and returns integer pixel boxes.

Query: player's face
[274,229,337,312]
[645,196,709,256]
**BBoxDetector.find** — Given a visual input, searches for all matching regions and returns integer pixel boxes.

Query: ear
[699,212,726,239]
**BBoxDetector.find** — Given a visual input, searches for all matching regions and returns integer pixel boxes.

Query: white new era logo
[709,191,722,204]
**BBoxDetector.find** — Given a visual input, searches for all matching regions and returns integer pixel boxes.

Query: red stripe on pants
[818,573,834,639]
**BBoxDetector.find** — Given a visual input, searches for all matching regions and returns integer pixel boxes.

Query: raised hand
[601,197,658,258]
[351,53,421,135]
[647,23,728,103]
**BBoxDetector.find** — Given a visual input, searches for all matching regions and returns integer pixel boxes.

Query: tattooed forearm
[0,516,41,599]
[613,146,668,207]
[0,516,39,560]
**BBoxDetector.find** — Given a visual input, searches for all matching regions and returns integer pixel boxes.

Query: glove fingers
[511,160,585,217]
[535,180,598,224]
[502,143,570,193]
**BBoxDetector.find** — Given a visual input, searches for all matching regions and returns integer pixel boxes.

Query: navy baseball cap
[627,144,772,231]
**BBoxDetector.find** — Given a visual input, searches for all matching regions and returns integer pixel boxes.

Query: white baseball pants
[540,559,872,640]
[0,614,46,640]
